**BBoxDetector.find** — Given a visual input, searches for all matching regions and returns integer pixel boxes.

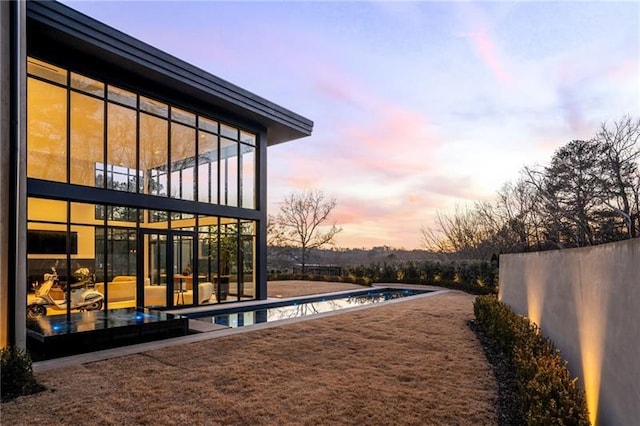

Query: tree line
[422,116,640,259]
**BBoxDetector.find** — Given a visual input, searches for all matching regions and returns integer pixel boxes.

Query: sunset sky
[63,1,639,249]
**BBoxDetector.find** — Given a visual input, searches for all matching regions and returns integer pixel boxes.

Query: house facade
[0,1,312,349]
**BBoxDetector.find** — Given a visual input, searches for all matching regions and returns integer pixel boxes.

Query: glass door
[138,230,196,308]
[173,233,194,307]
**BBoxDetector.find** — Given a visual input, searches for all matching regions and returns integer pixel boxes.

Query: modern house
[0,1,312,351]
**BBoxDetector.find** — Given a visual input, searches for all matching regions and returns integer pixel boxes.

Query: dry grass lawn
[267,280,371,298]
[1,282,498,425]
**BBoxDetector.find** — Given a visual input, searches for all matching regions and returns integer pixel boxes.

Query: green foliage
[267,272,373,286]
[1,346,44,401]
[269,259,499,295]
[473,296,590,425]
[348,260,498,295]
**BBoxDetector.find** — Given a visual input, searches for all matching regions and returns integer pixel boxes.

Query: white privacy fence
[499,238,640,426]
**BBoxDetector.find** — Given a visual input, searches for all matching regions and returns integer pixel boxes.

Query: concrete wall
[0,1,26,349]
[499,239,640,426]
[0,0,11,348]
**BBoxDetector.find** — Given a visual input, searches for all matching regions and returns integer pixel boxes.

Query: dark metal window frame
[27,58,260,211]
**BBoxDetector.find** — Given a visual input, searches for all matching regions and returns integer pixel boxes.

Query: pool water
[191,288,430,328]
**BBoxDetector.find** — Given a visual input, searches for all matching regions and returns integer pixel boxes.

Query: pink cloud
[339,104,440,176]
[331,199,440,249]
[270,97,441,193]
[460,30,515,87]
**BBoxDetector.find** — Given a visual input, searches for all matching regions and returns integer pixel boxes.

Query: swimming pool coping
[32,284,450,372]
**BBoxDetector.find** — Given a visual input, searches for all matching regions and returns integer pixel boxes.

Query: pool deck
[32,283,449,372]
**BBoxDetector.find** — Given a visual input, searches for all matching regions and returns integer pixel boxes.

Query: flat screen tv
[27,230,78,255]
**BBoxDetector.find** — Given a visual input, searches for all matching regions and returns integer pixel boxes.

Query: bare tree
[271,190,342,274]
[494,178,547,251]
[421,204,500,260]
[595,116,640,238]
[421,116,640,257]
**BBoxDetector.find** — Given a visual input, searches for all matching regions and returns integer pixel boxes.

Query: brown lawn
[1,282,498,425]
[267,280,371,298]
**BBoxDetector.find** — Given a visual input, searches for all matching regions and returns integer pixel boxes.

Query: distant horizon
[63,1,640,250]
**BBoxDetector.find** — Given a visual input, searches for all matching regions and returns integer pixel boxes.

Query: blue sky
[63,0,640,249]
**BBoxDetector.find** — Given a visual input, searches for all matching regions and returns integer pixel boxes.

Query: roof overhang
[26,1,313,145]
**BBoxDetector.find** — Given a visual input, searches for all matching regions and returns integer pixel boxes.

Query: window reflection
[240,131,255,146]
[106,103,138,192]
[198,131,218,204]
[220,138,238,207]
[171,107,196,126]
[71,73,104,97]
[27,58,258,210]
[140,113,168,196]
[27,57,67,85]
[26,197,257,317]
[71,92,104,187]
[198,116,218,133]
[107,85,136,108]
[27,78,67,183]
[220,124,238,140]
[140,96,168,118]
[170,123,195,201]
[241,144,255,209]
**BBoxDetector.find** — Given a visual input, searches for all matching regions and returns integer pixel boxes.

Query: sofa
[144,281,214,306]
[94,276,142,302]
[183,281,214,305]
[95,276,213,306]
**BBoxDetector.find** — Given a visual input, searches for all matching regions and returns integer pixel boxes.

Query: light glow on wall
[572,270,609,425]
[525,276,546,327]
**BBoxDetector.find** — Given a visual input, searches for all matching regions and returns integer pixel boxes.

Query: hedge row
[473,295,590,425]
[269,260,499,295]
[267,272,373,286]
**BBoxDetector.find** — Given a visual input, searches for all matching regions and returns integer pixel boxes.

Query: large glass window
[106,103,138,192]
[71,92,104,187]
[140,113,168,196]
[170,122,196,201]
[198,216,256,303]
[27,57,258,210]
[220,137,238,207]
[240,143,255,209]
[27,196,256,322]
[25,55,263,328]
[27,78,67,183]
[198,131,219,204]
[240,220,256,298]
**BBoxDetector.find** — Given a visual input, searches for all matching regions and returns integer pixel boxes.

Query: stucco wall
[499,239,640,425]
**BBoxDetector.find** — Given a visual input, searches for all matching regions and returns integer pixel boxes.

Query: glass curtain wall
[25,56,260,324]
[27,197,258,317]
[198,217,256,303]
[26,56,257,208]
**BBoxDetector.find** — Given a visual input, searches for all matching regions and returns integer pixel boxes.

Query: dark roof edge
[27,1,313,143]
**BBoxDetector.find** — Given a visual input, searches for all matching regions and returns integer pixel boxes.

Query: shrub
[1,346,44,401]
[473,296,590,425]
[269,259,499,295]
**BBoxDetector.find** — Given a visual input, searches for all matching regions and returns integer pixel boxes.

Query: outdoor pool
[190,287,432,328]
